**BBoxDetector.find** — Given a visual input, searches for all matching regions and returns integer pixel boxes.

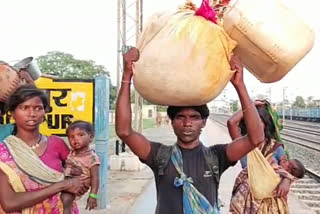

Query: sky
[0,0,319,104]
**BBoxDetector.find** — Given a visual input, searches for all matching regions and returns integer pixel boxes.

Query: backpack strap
[156,144,173,176]
[202,146,220,184]
[202,146,220,209]
[156,144,220,180]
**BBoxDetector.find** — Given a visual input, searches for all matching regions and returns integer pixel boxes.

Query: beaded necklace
[30,134,42,150]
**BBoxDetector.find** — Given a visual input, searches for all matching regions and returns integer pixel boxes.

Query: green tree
[292,96,306,108]
[306,96,317,108]
[109,86,117,110]
[36,51,109,78]
[36,51,117,108]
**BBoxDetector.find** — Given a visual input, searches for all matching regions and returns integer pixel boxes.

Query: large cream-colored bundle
[223,0,315,83]
[134,4,237,106]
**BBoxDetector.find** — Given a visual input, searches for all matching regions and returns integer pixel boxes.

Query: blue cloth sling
[171,144,218,214]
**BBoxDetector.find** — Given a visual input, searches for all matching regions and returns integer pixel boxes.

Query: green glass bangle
[89,193,99,199]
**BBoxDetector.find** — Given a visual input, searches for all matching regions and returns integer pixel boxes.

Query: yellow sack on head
[134,3,237,106]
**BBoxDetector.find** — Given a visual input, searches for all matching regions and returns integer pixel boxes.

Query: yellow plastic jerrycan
[223,0,315,83]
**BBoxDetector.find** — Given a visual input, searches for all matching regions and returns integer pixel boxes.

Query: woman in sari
[227,100,297,214]
[0,85,87,213]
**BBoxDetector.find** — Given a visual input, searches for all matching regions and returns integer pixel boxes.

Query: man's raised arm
[226,55,265,162]
[115,47,151,161]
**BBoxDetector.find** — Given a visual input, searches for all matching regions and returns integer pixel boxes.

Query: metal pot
[14,57,41,80]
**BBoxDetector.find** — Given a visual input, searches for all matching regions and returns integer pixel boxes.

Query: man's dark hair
[239,105,275,140]
[66,120,95,136]
[167,105,210,120]
[6,85,49,113]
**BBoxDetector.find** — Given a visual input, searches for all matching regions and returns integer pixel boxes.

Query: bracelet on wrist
[121,80,131,84]
[242,102,253,113]
[89,193,99,199]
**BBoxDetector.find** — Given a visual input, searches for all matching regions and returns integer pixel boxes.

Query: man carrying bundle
[115,47,265,214]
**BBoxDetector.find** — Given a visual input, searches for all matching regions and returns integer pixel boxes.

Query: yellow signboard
[35,77,94,136]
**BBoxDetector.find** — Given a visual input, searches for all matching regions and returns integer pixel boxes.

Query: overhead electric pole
[282,87,287,126]
[117,0,144,132]
[134,0,144,133]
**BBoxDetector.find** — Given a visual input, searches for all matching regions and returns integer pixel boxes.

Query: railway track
[291,170,320,214]
[211,114,320,153]
[286,121,320,130]
[281,137,320,153]
[213,114,320,151]
[211,116,320,152]
[211,115,320,213]
[285,126,320,136]
[282,123,320,152]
